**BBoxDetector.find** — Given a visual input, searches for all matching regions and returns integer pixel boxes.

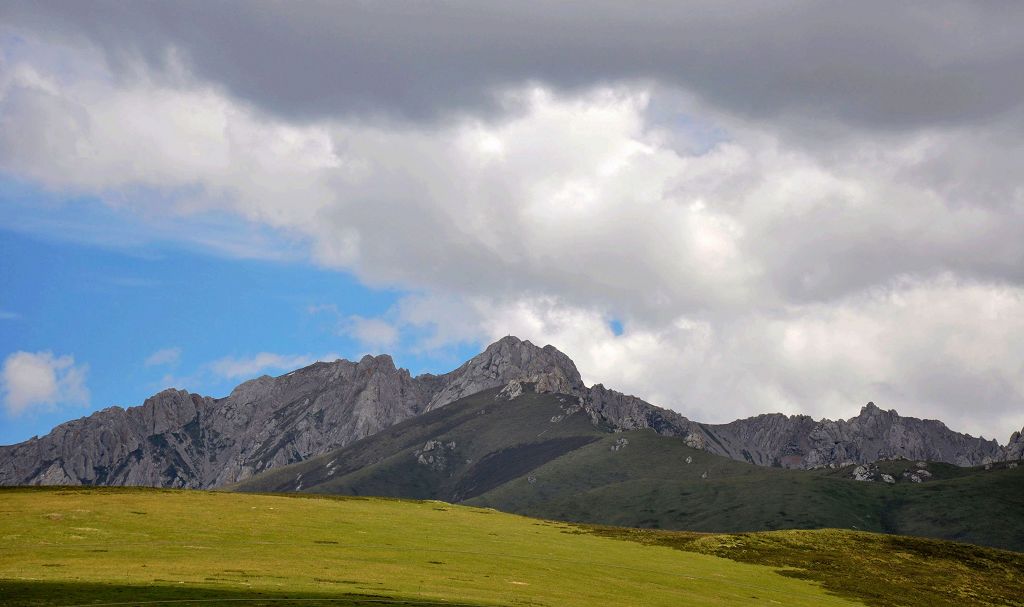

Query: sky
[2,1,1023,446]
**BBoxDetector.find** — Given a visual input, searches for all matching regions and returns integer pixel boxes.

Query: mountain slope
[229,385,604,500]
[232,383,1024,552]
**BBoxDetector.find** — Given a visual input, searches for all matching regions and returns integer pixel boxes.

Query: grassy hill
[231,386,1024,551]
[468,430,1024,550]
[2,487,1022,607]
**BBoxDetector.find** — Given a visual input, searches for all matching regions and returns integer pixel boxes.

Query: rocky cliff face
[582,383,695,435]
[572,389,1013,469]
[695,403,1007,468]
[1,336,1019,487]
[0,390,215,487]
[1007,427,1024,460]
[0,354,436,488]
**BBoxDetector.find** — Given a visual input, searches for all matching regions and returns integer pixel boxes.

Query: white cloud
[343,317,399,351]
[0,309,19,320]
[208,352,340,380]
[6,59,1020,317]
[307,305,399,351]
[377,275,1024,442]
[1,351,90,415]
[144,347,182,367]
[0,61,340,244]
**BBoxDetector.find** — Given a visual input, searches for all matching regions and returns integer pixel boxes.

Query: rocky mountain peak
[857,402,894,418]
[425,336,585,410]
[357,353,397,371]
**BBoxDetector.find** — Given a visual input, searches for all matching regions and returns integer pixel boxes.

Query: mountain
[1,337,1020,489]
[0,337,581,488]
[231,383,1024,552]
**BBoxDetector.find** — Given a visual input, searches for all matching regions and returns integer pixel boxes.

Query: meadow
[1,487,1021,606]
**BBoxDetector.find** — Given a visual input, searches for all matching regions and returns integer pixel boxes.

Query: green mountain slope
[468,430,1024,551]
[231,386,1024,551]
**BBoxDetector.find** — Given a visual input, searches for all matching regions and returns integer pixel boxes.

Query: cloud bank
[2,3,1023,440]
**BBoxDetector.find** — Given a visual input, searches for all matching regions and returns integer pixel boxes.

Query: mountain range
[2,336,1021,490]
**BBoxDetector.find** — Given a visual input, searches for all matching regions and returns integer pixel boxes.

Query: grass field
[2,488,1022,606]
[1,487,862,607]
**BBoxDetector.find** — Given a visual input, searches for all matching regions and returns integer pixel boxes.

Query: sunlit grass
[0,487,862,606]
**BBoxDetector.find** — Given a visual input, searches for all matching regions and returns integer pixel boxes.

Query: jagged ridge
[0,337,582,488]
[1,336,1020,488]
[695,403,1006,468]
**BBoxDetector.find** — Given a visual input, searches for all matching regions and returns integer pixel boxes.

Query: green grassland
[232,387,1024,551]
[2,488,1022,607]
[1,487,868,607]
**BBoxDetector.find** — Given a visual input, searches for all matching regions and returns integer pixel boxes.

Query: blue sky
[0,183,478,445]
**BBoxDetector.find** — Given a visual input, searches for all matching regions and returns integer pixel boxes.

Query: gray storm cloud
[4,1,1024,128]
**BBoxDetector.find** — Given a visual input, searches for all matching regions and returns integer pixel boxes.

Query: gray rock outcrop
[851,464,877,481]
[1006,427,1024,460]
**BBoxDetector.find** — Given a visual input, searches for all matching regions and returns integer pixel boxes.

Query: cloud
[308,305,399,351]
[144,347,181,367]
[0,309,19,320]
[1,9,1023,442]
[208,352,339,380]
[342,317,399,351]
[390,276,1024,442]
[1,351,89,415]
[3,57,1022,316]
